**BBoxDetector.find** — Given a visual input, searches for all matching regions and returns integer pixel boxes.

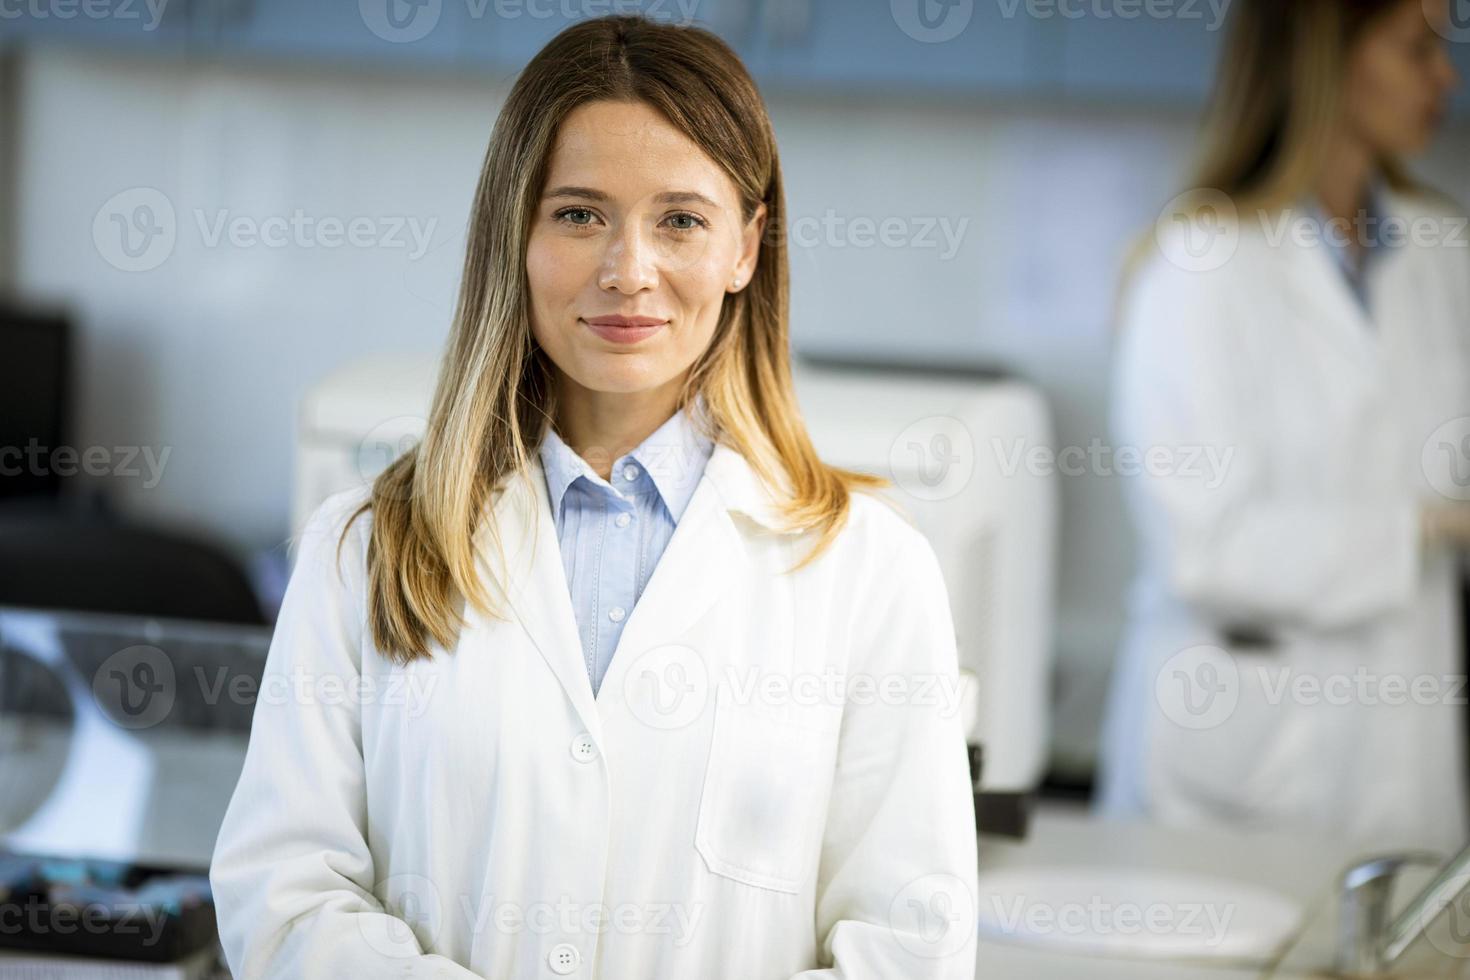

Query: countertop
[977,804,1470,978]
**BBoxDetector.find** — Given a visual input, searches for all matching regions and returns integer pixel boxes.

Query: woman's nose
[597,223,660,294]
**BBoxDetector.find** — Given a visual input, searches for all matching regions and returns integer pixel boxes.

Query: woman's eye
[554,207,598,228]
[665,212,708,233]
[551,208,706,233]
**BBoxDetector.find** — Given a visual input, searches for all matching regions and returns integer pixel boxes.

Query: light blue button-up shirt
[537,403,715,697]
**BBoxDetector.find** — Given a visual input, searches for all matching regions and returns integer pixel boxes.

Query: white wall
[13,46,1470,765]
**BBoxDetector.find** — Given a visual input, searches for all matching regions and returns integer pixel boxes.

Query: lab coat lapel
[478,459,601,737]
[478,443,787,728]
[595,453,750,703]
[1279,206,1381,372]
[598,442,803,701]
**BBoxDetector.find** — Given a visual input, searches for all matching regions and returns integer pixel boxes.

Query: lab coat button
[608,606,625,622]
[548,943,580,974]
[569,733,598,763]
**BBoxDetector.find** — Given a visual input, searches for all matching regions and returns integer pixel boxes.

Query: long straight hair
[1118,0,1420,294]
[345,14,886,664]
[1188,0,1416,210]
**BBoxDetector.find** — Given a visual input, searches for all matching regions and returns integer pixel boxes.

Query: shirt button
[621,463,639,482]
[547,943,580,974]
[608,606,626,623]
[569,733,598,763]
[615,512,631,528]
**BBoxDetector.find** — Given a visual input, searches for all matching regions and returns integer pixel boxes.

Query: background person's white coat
[1097,188,1470,854]
[209,441,980,979]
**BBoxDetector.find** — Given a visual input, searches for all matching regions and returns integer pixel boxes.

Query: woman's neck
[551,377,685,482]
[1314,130,1378,228]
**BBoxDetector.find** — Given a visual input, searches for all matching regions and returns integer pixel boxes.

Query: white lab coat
[210,441,979,979]
[1098,187,1470,854]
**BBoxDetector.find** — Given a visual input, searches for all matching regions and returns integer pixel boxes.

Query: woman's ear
[731,202,768,291]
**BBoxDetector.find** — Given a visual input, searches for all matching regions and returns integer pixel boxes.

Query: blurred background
[2,1,1470,977]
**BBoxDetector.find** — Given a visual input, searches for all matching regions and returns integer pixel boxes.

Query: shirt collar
[1306,182,1394,296]
[537,395,715,524]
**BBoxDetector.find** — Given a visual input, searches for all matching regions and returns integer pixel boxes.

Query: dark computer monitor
[0,302,70,500]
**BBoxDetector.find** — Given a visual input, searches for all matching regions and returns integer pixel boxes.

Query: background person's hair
[1189,0,1418,209]
[344,14,887,664]
[1116,0,1432,303]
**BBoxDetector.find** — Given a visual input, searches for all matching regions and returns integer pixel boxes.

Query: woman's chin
[571,362,673,396]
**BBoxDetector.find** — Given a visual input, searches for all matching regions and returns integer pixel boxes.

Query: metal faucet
[1336,841,1470,976]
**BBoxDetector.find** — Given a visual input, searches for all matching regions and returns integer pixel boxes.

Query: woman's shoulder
[1381,183,1468,224]
[817,486,954,636]
[1125,205,1264,318]
[1377,185,1470,289]
[830,485,941,576]
[293,484,375,583]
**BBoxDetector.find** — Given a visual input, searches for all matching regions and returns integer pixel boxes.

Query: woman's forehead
[542,102,737,208]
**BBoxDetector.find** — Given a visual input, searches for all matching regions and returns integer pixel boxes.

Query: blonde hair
[1188,0,1415,211]
[1121,0,1420,290]
[344,14,886,664]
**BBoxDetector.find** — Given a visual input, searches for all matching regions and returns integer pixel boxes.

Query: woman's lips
[582,317,668,345]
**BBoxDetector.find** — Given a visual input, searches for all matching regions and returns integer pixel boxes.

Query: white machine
[294,353,1058,827]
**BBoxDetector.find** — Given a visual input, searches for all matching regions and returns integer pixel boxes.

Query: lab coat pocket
[694,691,840,894]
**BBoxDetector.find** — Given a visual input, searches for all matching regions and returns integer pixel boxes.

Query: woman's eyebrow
[543,186,721,209]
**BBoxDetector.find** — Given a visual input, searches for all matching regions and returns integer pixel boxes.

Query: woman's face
[526,99,766,400]
[1342,0,1461,158]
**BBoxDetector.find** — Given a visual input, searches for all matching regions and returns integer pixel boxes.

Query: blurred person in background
[1098,0,1469,853]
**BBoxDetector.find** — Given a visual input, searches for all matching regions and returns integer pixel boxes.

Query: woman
[1098,0,1469,853]
[209,15,978,980]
